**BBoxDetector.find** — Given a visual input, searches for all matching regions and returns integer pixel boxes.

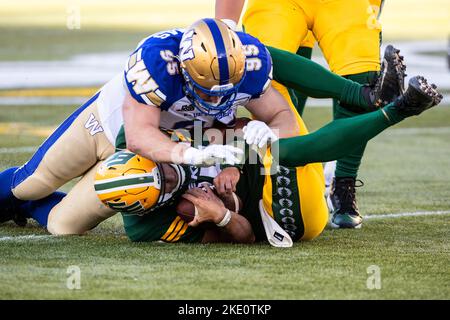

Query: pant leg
[243,0,309,118]
[261,150,328,242]
[312,0,381,76]
[12,94,114,200]
[46,162,116,235]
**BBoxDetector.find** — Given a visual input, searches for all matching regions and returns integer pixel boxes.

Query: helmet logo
[180,29,195,62]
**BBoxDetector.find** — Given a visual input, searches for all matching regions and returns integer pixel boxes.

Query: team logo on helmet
[179,18,246,117]
[94,151,162,215]
[95,150,190,215]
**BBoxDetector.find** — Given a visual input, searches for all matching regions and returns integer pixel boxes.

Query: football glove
[243,120,279,148]
[182,145,243,167]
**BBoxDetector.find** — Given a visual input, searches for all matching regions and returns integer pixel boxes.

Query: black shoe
[394,76,443,116]
[0,206,27,227]
[367,45,407,109]
[329,177,363,229]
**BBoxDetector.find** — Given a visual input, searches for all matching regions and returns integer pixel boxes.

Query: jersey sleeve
[123,34,184,110]
[238,32,273,99]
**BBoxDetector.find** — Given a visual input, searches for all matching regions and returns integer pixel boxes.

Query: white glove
[243,120,279,148]
[220,19,238,31]
[182,145,243,167]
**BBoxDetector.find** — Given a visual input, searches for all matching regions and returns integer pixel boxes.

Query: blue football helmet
[179,18,247,117]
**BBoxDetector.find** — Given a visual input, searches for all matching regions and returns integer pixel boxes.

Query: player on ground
[111,76,442,245]
[216,0,395,229]
[0,18,404,234]
[0,74,441,241]
[0,18,279,232]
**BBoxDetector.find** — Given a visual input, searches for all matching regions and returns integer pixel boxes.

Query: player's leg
[46,163,116,235]
[269,45,405,113]
[313,0,383,228]
[0,166,66,227]
[243,0,309,119]
[0,93,114,226]
[276,76,442,167]
[269,46,370,110]
[261,159,328,242]
[293,31,315,116]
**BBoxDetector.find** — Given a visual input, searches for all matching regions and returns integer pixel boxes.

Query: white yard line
[365,210,450,220]
[0,234,55,242]
[0,211,448,242]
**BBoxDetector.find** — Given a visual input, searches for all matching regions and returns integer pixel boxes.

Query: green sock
[267,46,369,110]
[276,102,405,167]
[334,72,377,178]
[293,46,313,116]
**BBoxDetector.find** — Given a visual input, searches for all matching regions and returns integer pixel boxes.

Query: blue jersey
[123,28,273,130]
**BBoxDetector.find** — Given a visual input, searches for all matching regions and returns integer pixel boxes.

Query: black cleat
[394,76,443,116]
[328,177,363,229]
[367,45,407,109]
[0,207,27,227]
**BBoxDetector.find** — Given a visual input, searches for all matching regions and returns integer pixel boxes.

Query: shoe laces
[334,178,364,212]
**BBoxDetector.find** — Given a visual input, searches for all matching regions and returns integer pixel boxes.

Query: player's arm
[122,92,188,164]
[183,187,255,244]
[245,85,300,140]
[215,0,245,29]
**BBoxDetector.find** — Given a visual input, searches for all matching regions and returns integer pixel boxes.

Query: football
[176,187,243,223]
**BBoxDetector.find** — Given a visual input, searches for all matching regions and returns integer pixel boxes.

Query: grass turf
[0,105,449,299]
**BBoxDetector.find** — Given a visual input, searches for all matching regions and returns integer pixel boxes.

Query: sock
[293,46,313,116]
[267,46,368,110]
[276,102,404,167]
[0,167,24,209]
[20,192,66,227]
[334,72,377,178]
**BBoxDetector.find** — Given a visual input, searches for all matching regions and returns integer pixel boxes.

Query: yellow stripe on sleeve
[161,216,181,241]
[166,219,186,242]
[171,223,189,243]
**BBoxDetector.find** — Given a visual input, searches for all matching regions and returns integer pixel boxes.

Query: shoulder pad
[124,30,185,110]
[237,32,273,99]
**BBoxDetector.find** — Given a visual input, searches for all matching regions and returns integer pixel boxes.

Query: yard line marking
[0,234,55,242]
[365,210,450,220]
[0,146,37,154]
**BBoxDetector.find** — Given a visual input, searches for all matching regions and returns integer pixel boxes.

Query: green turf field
[0,104,449,300]
[0,0,449,300]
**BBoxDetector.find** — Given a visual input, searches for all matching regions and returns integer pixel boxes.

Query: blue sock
[20,192,66,227]
[0,167,23,208]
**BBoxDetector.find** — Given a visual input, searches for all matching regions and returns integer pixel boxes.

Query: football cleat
[179,18,246,117]
[0,206,27,227]
[329,177,363,229]
[367,45,407,109]
[95,150,188,215]
[393,76,443,116]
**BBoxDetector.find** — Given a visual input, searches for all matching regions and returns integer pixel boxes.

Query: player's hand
[182,144,243,167]
[243,120,279,148]
[182,186,227,227]
[214,167,240,195]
